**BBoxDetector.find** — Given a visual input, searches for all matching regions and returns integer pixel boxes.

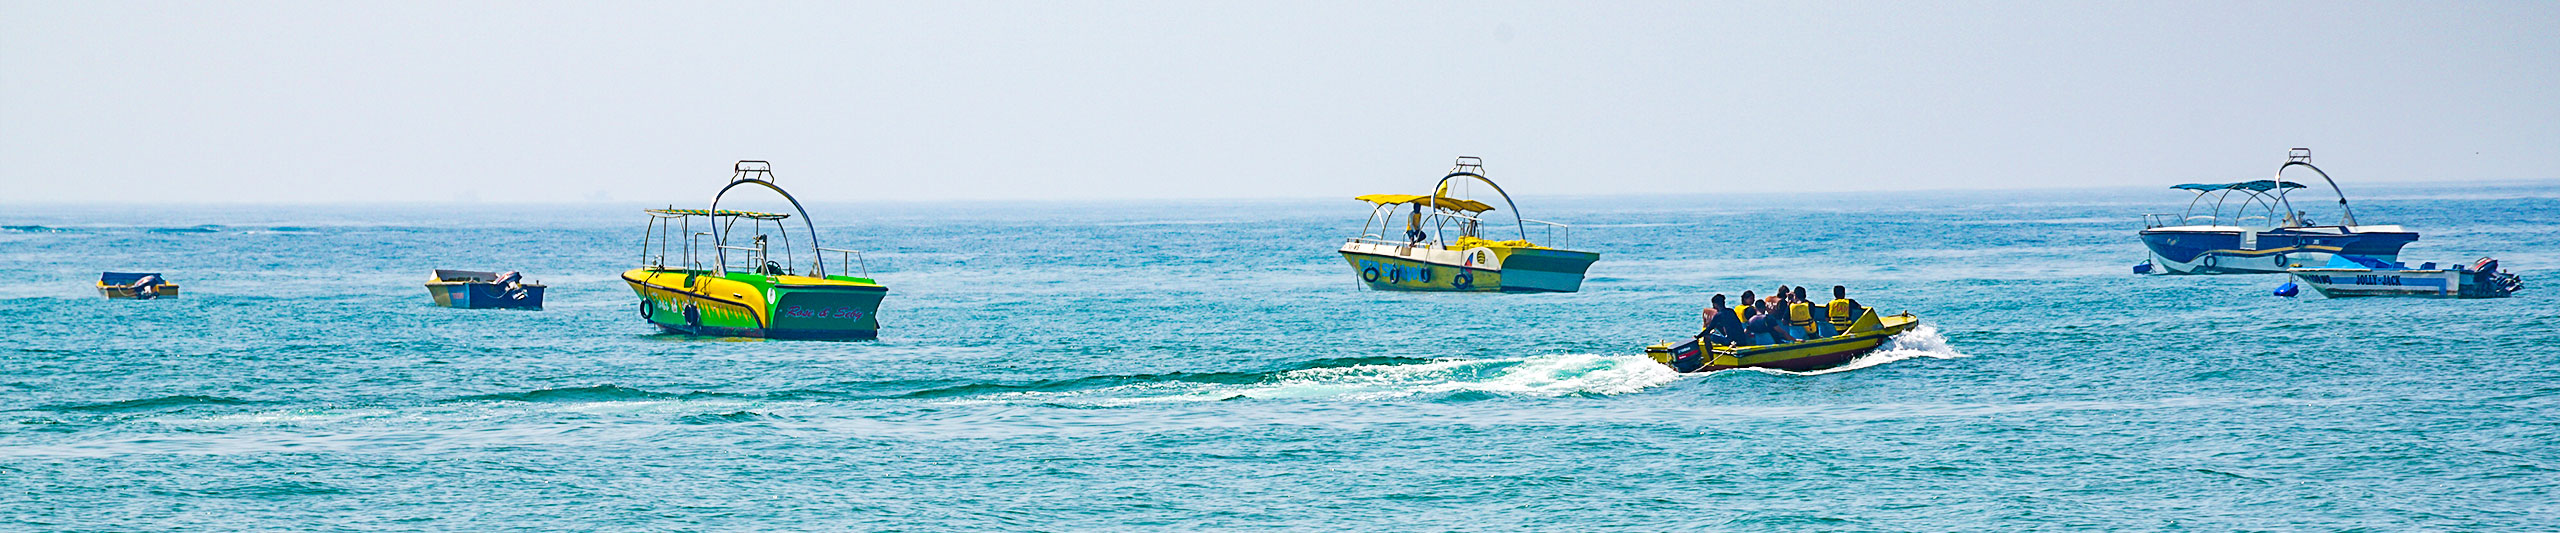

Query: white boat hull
[2288,268,2517,299]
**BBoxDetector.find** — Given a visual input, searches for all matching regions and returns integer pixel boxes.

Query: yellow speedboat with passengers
[1339,157,1600,292]
[622,161,887,340]
[1646,309,1921,373]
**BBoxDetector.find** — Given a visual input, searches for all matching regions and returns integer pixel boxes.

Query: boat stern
[1495,247,1600,293]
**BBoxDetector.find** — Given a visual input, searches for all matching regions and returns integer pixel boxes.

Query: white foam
[1726,324,1966,377]
[955,353,1683,405]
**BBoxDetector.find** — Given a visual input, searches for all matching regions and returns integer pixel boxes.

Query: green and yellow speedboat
[1338,156,1600,292]
[622,161,887,340]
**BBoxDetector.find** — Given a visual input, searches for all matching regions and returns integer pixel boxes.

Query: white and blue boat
[425,269,546,310]
[2288,256,2524,299]
[2136,148,2417,275]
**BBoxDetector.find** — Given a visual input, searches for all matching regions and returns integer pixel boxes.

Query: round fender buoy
[1361,268,1381,283]
[1453,271,1474,289]
[1418,268,1432,283]
[640,300,654,320]
[683,303,701,328]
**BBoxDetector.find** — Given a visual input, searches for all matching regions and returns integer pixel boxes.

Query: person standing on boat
[1404,204,1429,245]
[1700,294,1745,346]
[1825,285,1863,333]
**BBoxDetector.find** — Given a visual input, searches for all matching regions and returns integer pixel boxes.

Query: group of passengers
[1697,285,1863,347]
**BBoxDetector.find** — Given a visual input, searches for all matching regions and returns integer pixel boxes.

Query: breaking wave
[45,395,261,412]
[443,385,741,404]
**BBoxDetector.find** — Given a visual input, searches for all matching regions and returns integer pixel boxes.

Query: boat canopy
[2170,180,2306,193]
[645,208,790,220]
[2322,254,2399,269]
[1353,193,1496,213]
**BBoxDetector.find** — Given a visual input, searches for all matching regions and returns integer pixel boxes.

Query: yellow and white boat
[1645,310,1921,373]
[1339,157,1600,292]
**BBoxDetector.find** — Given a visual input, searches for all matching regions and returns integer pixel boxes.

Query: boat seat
[434,269,499,283]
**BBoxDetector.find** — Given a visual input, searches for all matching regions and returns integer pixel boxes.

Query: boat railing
[1519,218,1573,250]
[715,244,773,274]
[819,247,870,279]
[1431,211,1574,249]
[1346,236,1428,248]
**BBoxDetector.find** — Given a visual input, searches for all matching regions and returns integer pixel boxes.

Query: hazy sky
[3,1,2554,203]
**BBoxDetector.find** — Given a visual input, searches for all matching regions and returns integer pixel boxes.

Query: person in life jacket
[1743,298,1797,345]
[1733,290,1757,323]
[1404,204,1428,245]
[1825,285,1862,333]
[1786,286,1818,338]
[1699,293,1745,346]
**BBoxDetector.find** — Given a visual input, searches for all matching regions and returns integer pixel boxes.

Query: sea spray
[1728,325,1968,377]
[950,353,1682,405]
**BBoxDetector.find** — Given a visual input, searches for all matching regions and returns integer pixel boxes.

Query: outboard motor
[130,274,163,299]
[492,271,527,300]
[2472,257,2523,296]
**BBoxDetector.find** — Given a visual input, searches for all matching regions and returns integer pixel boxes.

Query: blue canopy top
[2170,180,2307,192]
[2322,254,2400,269]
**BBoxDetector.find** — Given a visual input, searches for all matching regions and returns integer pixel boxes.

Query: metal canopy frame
[636,160,872,279]
[2149,148,2361,229]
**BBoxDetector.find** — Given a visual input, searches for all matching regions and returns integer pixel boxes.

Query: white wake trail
[1726,325,1967,377]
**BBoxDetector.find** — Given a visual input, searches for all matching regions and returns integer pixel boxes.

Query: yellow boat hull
[623,268,886,340]
[98,283,180,299]
[1339,240,1598,293]
[1646,311,1921,372]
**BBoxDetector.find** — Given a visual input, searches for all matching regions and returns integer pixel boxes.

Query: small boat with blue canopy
[98,272,178,299]
[2288,255,2524,299]
[425,269,545,309]
[622,161,887,340]
[1338,157,1600,292]
[2137,148,2417,275]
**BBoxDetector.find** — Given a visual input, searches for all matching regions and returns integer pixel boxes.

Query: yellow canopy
[1353,194,1495,213]
[645,208,790,220]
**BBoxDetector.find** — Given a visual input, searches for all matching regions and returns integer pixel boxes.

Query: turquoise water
[4,184,2557,530]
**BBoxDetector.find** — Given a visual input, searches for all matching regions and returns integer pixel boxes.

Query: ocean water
[3,183,2557,530]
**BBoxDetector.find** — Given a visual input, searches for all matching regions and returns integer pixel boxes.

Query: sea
[3,183,2556,530]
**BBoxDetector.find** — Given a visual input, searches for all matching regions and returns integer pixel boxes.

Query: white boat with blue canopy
[2137,148,2417,275]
